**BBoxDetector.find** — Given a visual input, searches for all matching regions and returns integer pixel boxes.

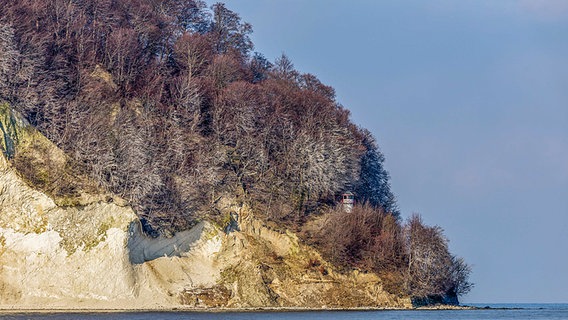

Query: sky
[207,0,568,303]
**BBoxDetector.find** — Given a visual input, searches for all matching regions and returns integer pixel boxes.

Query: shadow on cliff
[127,220,207,264]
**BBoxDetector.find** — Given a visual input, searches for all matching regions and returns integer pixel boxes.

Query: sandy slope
[0,105,410,310]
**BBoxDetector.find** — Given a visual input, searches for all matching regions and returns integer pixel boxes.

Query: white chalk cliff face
[0,152,225,308]
[0,105,225,309]
[1,151,130,306]
[0,105,410,310]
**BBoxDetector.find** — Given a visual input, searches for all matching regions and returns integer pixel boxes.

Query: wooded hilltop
[0,0,472,304]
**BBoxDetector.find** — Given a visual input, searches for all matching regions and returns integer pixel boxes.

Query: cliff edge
[0,103,410,309]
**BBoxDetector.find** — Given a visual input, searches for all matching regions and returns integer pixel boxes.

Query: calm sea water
[1,304,567,320]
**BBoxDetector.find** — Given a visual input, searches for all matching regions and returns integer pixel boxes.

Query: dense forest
[0,0,471,302]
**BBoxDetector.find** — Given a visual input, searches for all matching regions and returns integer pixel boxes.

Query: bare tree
[211,2,253,56]
[404,214,472,301]
[449,255,474,297]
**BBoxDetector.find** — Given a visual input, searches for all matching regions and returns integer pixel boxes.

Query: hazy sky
[208,0,568,303]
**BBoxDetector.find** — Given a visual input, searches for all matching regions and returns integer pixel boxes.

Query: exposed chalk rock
[0,103,411,310]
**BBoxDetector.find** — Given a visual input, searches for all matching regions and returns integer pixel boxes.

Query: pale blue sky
[209,0,568,303]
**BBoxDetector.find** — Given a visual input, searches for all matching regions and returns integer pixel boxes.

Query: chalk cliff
[0,104,410,309]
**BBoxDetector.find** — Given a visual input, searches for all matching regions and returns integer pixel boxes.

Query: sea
[1,304,567,320]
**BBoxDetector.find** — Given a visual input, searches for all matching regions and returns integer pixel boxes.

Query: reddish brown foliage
[0,0,472,300]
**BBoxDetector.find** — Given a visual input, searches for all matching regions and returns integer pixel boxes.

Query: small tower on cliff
[341,191,355,213]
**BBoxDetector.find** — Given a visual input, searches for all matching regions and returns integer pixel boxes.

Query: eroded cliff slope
[0,104,410,309]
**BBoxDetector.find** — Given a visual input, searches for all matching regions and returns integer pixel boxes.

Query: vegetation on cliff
[0,0,471,302]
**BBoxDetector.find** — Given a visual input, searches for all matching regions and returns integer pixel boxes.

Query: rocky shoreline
[0,305,475,312]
